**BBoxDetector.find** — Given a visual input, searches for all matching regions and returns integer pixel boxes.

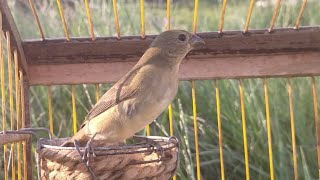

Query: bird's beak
[190,34,205,50]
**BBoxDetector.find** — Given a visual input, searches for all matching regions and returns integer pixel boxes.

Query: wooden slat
[0,0,28,74]
[0,134,31,145]
[28,52,320,85]
[24,27,320,85]
[24,27,320,65]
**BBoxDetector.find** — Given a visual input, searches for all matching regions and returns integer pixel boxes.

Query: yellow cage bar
[264,79,274,180]
[287,78,298,180]
[218,0,227,33]
[312,77,320,178]
[56,0,70,41]
[7,32,15,180]
[166,0,171,31]
[28,0,44,39]
[244,0,255,33]
[0,12,4,134]
[140,0,145,38]
[294,0,308,29]
[193,0,199,33]
[215,80,225,180]
[191,81,201,180]
[71,85,78,134]
[239,79,250,180]
[268,0,281,32]
[48,86,53,134]
[84,0,95,40]
[112,0,121,39]
[14,50,22,180]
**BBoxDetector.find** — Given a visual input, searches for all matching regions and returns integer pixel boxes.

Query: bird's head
[149,30,205,65]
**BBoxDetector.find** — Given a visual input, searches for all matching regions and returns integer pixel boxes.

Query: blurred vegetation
[1,0,320,179]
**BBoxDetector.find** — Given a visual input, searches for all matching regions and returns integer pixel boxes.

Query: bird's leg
[73,138,98,180]
[132,135,164,158]
[83,133,97,166]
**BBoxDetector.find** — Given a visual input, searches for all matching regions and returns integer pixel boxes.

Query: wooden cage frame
[0,0,319,179]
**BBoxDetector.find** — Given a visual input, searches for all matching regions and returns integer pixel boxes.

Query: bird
[61,30,205,148]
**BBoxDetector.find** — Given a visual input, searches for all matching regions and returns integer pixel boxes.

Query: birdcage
[0,0,319,179]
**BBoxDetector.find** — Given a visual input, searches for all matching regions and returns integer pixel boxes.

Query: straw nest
[36,136,179,180]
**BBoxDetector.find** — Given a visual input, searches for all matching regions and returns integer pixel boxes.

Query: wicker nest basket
[35,136,179,180]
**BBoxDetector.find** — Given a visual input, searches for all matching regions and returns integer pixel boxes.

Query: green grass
[1,0,320,179]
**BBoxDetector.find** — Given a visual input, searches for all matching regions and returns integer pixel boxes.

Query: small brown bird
[62,30,204,147]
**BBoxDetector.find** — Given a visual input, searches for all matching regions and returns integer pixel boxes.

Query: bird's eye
[178,34,187,42]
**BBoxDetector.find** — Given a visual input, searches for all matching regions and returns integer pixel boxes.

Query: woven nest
[35,136,179,180]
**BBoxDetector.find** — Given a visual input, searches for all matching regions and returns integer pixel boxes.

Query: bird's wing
[80,65,143,129]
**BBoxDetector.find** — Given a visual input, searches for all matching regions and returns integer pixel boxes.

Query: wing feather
[80,65,143,129]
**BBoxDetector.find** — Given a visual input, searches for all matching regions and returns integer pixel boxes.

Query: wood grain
[23,27,320,65]
[22,26,320,85]
[0,133,31,144]
[0,0,28,74]
[28,52,320,85]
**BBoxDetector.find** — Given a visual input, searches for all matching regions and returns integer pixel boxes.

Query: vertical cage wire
[48,86,53,134]
[17,142,21,180]
[3,144,8,180]
[244,0,255,33]
[95,84,100,102]
[215,80,225,180]
[294,0,308,29]
[312,77,320,178]
[192,0,199,33]
[71,85,78,134]
[84,0,95,40]
[7,30,15,180]
[287,78,298,180]
[140,0,145,38]
[1,13,8,180]
[264,79,274,180]
[168,103,175,180]
[191,81,201,180]
[28,0,44,39]
[23,141,27,180]
[112,0,120,39]
[168,104,173,136]
[218,0,227,33]
[166,0,170,30]
[19,71,27,180]
[145,123,151,136]
[56,0,70,41]
[20,72,25,129]
[7,31,14,132]
[14,50,22,180]
[14,51,20,130]
[239,79,250,180]
[268,0,281,32]
[0,12,4,134]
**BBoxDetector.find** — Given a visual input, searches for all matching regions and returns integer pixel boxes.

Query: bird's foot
[83,134,97,166]
[74,134,97,167]
[132,135,164,159]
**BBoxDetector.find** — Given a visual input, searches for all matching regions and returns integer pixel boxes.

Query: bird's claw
[73,136,98,180]
[132,135,164,159]
[83,134,97,166]
[74,134,97,167]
